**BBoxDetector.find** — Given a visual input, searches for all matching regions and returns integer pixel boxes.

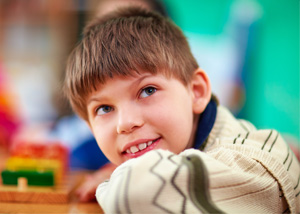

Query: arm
[76,162,116,202]
[96,149,224,213]
[200,129,300,213]
[96,131,300,213]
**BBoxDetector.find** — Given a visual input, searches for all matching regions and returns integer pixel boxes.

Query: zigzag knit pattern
[96,149,223,213]
[96,106,300,213]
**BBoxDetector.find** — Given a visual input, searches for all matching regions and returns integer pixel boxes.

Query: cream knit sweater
[96,106,300,213]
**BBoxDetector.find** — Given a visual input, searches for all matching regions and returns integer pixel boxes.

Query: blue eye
[140,87,157,98]
[96,105,113,115]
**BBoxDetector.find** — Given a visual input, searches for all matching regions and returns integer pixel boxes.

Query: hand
[75,163,116,202]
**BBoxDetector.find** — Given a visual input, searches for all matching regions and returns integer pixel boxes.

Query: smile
[123,138,161,157]
[126,140,154,154]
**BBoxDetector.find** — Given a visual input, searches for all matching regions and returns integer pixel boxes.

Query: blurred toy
[0,141,74,203]
[2,144,67,185]
[0,63,21,148]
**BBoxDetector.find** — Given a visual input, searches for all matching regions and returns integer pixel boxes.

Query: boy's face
[87,72,203,165]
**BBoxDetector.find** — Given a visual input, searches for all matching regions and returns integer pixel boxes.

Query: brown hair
[64,6,199,121]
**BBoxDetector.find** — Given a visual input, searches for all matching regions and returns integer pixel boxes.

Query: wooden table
[0,198,103,214]
[0,147,104,214]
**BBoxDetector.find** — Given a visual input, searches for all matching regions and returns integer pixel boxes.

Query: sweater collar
[193,98,217,149]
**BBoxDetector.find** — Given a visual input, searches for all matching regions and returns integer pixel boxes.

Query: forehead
[86,72,154,101]
[86,71,184,102]
[84,67,186,105]
[97,72,153,90]
[90,68,170,90]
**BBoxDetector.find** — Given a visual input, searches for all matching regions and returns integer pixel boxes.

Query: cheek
[147,98,194,152]
[91,123,114,155]
[170,110,194,150]
[94,130,121,165]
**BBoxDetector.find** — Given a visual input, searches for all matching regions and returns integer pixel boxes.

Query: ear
[190,68,211,114]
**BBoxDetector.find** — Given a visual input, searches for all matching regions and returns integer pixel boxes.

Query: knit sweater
[96,106,300,213]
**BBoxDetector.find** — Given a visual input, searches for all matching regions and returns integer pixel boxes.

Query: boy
[64,6,300,213]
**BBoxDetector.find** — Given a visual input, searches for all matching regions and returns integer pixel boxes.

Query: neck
[185,113,200,150]
[192,99,217,149]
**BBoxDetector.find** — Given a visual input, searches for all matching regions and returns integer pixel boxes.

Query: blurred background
[0,0,299,168]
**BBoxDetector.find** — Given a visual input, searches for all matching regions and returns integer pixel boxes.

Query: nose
[116,105,144,134]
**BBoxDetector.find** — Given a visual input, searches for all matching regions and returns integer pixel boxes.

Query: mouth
[122,137,161,158]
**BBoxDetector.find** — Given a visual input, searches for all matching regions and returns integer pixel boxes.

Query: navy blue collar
[193,99,217,149]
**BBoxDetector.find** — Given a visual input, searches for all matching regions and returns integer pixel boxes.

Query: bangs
[70,16,180,98]
[64,7,198,120]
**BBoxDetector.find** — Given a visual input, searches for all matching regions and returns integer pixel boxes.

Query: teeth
[138,143,147,150]
[126,140,155,154]
[130,146,139,153]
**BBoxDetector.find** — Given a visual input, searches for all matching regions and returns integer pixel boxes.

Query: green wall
[162,0,299,141]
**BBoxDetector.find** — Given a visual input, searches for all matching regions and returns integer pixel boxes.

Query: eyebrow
[87,73,154,105]
[87,97,102,105]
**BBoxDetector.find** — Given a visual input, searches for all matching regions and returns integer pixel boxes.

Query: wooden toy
[17,177,27,191]
[0,142,75,203]
[5,157,62,184]
[2,170,54,186]
[0,173,75,203]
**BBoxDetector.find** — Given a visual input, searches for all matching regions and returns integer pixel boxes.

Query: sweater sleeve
[95,149,224,214]
[199,129,300,213]
[95,130,299,214]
